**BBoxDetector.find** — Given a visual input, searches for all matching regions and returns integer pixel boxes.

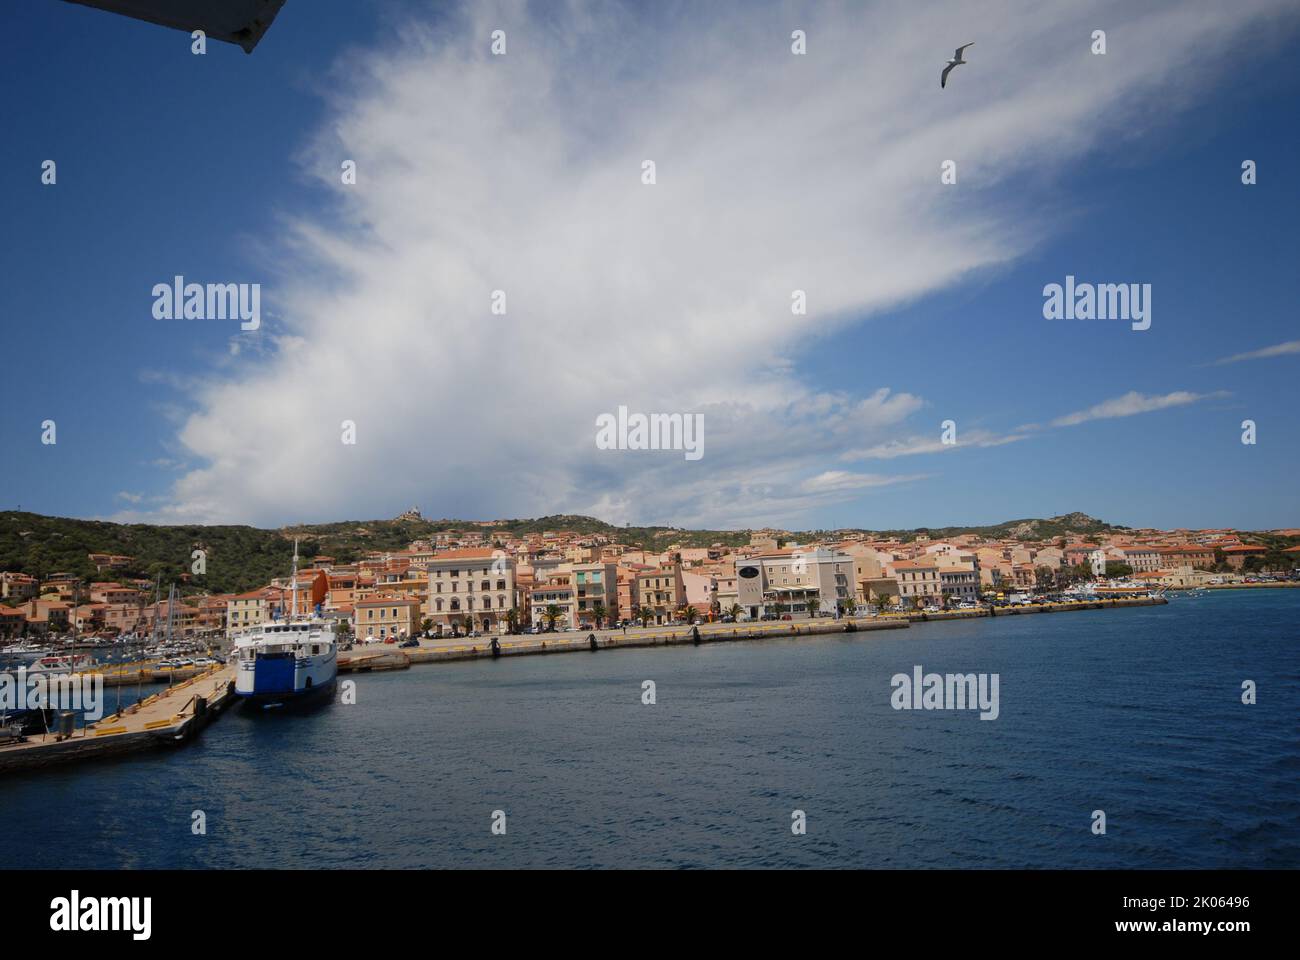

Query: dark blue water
[2,590,1296,868]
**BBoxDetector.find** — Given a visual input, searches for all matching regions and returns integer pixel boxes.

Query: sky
[1,0,1298,532]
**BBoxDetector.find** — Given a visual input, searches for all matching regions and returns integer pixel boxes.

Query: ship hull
[234,649,337,708]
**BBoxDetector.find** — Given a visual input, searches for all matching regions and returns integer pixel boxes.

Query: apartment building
[891,559,942,608]
[572,561,617,628]
[1115,545,1161,574]
[938,564,979,603]
[226,587,277,639]
[354,596,422,640]
[734,549,854,620]
[0,572,39,603]
[530,581,574,630]
[634,564,687,624]
[426,547,517,634]
[88,582,141,605]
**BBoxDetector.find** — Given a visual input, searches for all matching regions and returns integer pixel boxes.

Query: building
[425,548,517,635]
[571,561,618,628]
[226,588,278,639]
[937,565,979,604]
[734,549,854,620]
[0,573,39,603]
[634,564,687,624]
[891,559,942,608]
[529,582,575,631]
[353,597,422,641]
[0,605,28,638]
[1221,545,1267,570]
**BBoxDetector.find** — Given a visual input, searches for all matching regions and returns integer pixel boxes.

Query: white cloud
[138,0,1291,527]
[844,429,1030,461]
[1211,340,1300,365]
[1051,390,1228,428]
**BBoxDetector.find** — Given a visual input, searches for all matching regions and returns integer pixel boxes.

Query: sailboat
[232,539,337,708]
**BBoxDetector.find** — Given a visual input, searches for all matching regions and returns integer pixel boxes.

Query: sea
[2,588,1296,869]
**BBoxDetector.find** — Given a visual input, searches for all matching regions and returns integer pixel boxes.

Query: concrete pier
[0,664,235,773]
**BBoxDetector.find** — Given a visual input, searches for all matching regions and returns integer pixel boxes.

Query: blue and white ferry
[233,542,337,708]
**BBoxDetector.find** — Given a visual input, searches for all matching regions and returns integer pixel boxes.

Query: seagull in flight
[941,42,974,89]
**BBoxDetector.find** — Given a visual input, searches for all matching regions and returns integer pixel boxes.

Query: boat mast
[290,538,299,621]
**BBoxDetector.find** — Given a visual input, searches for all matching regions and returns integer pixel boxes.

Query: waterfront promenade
[343,595,1166,668]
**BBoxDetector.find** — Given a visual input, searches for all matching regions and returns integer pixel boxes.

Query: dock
[338,595,1167,670]
[0,663,236,773]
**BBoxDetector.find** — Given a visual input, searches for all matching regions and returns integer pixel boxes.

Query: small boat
[28,652,97,675]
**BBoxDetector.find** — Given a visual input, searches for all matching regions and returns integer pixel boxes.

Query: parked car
[780,614,792,621]
[398,638,419,648]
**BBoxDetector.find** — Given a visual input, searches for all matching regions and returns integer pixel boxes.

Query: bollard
[490,638,501,659]
[588,634,598,651]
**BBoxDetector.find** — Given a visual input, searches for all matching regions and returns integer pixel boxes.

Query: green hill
[0,509,1134,596]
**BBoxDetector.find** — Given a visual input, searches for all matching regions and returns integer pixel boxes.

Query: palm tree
[638,605,654,627]
[805,593,821,619]
[875,593,893,615]
[591,601,607,630]
[726,603,742,622]
[678,603,697,624]
[505,607,520,635]
[543,604,561,632]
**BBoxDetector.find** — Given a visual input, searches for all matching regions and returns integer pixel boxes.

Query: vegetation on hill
[5,509,1287,598]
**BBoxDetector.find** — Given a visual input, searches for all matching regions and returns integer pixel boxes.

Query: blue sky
[1,0,1298,532]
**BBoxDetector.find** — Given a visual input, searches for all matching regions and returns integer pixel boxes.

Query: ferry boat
[233,541,337,708]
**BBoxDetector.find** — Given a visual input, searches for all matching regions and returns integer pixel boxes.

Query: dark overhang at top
[60,0,287,53]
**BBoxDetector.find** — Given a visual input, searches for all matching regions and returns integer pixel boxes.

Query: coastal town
[2,510,1297,649]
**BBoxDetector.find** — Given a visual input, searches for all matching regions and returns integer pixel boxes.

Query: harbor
[0,587,1287,872]
[0,594,1164,773]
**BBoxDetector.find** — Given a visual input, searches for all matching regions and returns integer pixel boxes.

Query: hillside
[1,509,1130,596]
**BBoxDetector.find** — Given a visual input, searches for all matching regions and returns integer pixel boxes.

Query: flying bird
[941,42,974,89]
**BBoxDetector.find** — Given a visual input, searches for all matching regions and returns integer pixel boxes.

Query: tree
[505,607,520,635]
[875,593,893,614]
[727,603,742,621]
[420,617,433,634]
[591,601,607,630]
[638,605,654,627]
[805,593,821,618]
[543,604,562,632]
